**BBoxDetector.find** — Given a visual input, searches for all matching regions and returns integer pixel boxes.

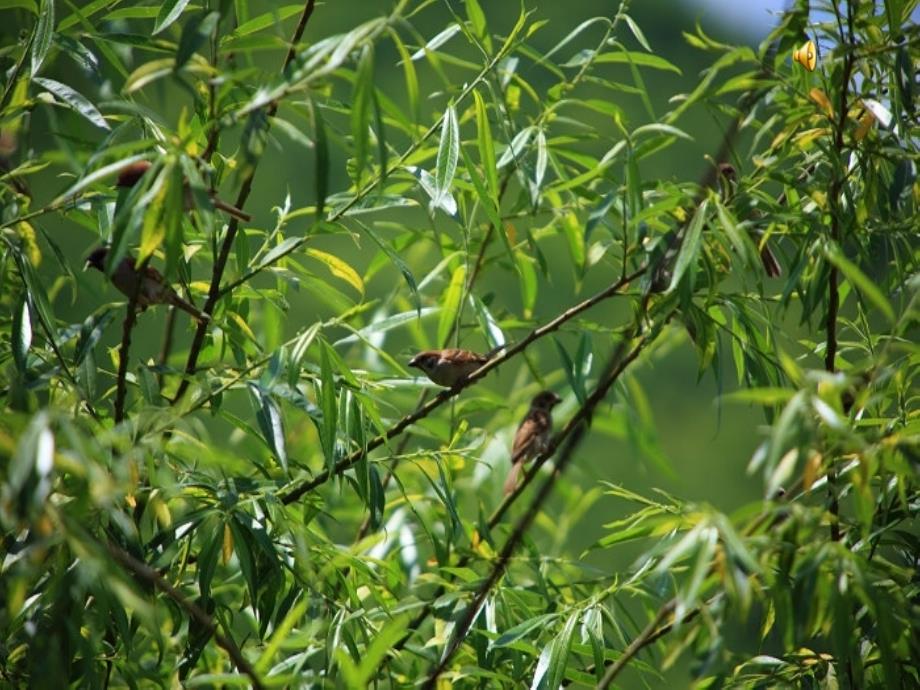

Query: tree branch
[422,324,652,687]
[113,261,146,423]
[105,542,264,690]
[596,599,676,689]
[277,267,645,505]
[171,0,317,404]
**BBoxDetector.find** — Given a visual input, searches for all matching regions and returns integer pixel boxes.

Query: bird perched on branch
[84,246,209,323]
[116,160,251,222]
[503,390,562,495]
[408,348,490,387]
[718,163,783,278]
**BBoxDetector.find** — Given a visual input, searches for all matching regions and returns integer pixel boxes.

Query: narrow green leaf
[410,23,461,60]
[154,0,192,35]
[469,294,505,349]
[667,200,708,293]
[123,58,177,93]
[33,77,109,129]
[564,50,681,74]
[176,11,220,69]
[256,236,302,271]
[221,5,302,43]
[516,251,537,316]
[497,126,534,168]
[389,29,419,123]
[714,199,759,270]
[534,610,579,690]
[351,45,374,186]
[491,614,557,649]
[825,243,895,322]
[435,104,460,206]
[354,220,420,314]
[2,0,37,13]
[14,254,56,339]
[437,264,466,346]
[249,384,288,472]
[73,308,116,366]
[533,129,548,200]
[473,89,498,199]
[623,14,652,51]
[459,145,515,269]
[12,294,31,372]
[30,0,54,77]
[319,341,338,470]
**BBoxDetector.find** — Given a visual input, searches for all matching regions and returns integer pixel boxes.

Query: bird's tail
[211,194,252,222]
[503,462,522,496]
[168,292,210,323]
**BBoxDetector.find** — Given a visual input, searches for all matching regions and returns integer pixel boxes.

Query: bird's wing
[444,348,488,364]
[511,412,548,462]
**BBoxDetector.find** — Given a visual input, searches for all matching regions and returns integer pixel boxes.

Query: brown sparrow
[85,246,209,322]
[116,160,251,222]
[718,163,782,278]
[503,390,562,495]
[408,349,490,387]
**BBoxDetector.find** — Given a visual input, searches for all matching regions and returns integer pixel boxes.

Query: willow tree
[1,0,917,687]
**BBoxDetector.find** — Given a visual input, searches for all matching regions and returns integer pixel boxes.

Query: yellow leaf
[222,523,233,565]
[152,494,172,528]
[802,451,822,491]
[306,248,364,294]
[808,88,834,117]
[228,312,258,342]
[854,110,875,141]
[138,184,168,263]
[792,127,828,148]
[17,222,41,266]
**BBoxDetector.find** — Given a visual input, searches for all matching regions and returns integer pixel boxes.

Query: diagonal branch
[105,542,264,690]
[422,320,653,687]
[113,257,149,422]
[171,0,317,404]
[277,267,646,505]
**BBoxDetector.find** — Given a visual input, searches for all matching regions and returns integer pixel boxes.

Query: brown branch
[171,0,317,404]
[105,542,264,690]
[114,257,149,423]
[278,267,645,505]
[596,599,676,689]
[156,306,177,390]
[825,3,856,547]
[422,326,651,687]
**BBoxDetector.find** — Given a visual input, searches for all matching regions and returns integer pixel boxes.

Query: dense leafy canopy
[1,0,918,687]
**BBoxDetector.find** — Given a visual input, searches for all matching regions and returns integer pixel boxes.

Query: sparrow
[84,246,209,322]
[408,348,489,387]
[718,163,782,278]
[503,390,562,495]
[116,160,251,222]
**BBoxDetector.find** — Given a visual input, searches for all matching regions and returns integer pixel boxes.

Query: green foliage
[0,0,918,688]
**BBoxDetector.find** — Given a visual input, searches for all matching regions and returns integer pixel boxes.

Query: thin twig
[171,0,317,404]
[825,1,856,548]
[596,599,676,689]
[105,542,264,690]
[113,258,148,423]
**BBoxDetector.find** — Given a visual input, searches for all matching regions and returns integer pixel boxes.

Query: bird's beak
[551,393,563,405]
[408,355,421,369]
[83,260,92,271]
